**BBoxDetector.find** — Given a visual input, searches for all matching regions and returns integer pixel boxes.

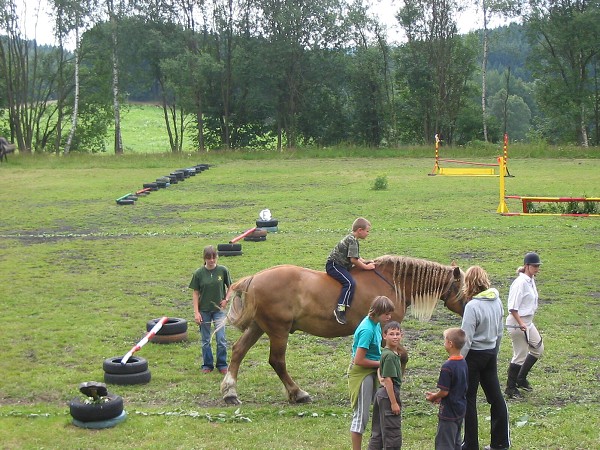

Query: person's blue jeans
[325,260,356,307]
[199,310,227,371]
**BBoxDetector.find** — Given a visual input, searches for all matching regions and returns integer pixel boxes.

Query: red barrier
[230,227,257,244]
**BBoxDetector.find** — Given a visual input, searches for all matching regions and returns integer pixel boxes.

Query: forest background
[1,0,599,155]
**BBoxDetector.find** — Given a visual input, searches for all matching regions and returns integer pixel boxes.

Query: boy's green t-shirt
[379,347,402,390]
[189,265,232,312]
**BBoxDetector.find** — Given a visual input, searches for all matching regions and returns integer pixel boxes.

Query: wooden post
[497,156,509,213]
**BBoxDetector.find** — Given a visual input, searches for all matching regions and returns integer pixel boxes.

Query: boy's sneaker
[334,305,347,325]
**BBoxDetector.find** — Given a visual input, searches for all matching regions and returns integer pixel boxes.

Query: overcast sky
[18,0,512,48]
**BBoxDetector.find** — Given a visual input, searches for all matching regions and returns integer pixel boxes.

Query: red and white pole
[121,316,168,364]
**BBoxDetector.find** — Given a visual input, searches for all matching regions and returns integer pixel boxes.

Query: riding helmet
[524,252,542,265]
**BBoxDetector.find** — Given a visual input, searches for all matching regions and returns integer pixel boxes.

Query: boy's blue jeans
[325,260,356,307]
[199,310,227,371]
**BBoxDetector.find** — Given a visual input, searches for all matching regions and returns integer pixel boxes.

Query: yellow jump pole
[497,156,509,213]
[429,133,440,175]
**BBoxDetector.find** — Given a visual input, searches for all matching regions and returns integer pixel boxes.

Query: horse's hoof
[224,395,242,406]
[294,390,312,404]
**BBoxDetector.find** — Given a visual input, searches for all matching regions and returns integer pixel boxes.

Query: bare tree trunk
[580,105,589,147]
[64,22,81,155]
[196,94,205,152]
[503,67,511,135]
[55,35,65,154]
[108,0,123,154]
[481,2,489,142]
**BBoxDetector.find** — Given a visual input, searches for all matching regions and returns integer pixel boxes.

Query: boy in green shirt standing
[189,245,232,374]
[368,321,403,450]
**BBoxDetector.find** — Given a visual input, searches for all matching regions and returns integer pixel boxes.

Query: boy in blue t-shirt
[426,327,469,450]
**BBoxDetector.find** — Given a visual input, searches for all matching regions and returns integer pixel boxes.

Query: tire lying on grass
[103,356,148,375]
[217,243,242,252]
[218,250,243,257]
[249,228,268,237]
[149,331,188,344]
[244,235,266,242]
[146,317,188,335]
[72,410,127,429]
[256,219,278,228]
[69,393,124,422]
[104,369,152,385]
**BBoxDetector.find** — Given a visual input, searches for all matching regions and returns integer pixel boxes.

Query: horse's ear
[450,260,457,267]
[452,266,461,280]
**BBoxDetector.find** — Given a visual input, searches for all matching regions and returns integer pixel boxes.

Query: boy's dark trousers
[325,260,355,307]
[367,386,402,450]
[435,418,463,450]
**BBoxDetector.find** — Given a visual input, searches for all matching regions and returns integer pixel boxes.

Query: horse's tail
[226,275,257,331]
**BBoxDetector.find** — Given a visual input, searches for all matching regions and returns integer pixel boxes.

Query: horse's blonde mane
[374,255,454,322]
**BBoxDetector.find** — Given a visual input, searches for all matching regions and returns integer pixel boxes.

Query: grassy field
[0,153,598,449]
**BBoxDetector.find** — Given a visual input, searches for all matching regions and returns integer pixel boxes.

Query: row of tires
[117,164,210,205]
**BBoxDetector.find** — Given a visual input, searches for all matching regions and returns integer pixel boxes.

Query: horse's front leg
[221,321,264,405]
[268,333,311,404]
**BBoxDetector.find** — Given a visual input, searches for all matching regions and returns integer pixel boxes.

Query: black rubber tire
[218,250,243,257]
[256,219,279,228]
[117,199,135,205]
[72,410,127,429]
[143,182,158,189]
[69,394,124,422]
[103,356,148,375]
[149,331,188,344]
[244,236,266,242]
[104,369,151,385]
[249,228,268,237]
[217,243,242,252]
[146,317,188,335]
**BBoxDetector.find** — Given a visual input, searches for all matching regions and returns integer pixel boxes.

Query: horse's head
[440,264,466,316]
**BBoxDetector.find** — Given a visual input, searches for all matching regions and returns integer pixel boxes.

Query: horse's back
[240,265,341,329]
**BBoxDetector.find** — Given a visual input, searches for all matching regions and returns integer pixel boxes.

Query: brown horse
[220,255,466,405]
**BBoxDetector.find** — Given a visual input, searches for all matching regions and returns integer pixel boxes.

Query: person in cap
[504,252,544,399]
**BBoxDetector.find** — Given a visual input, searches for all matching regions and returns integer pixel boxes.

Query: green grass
[0,155,599,449]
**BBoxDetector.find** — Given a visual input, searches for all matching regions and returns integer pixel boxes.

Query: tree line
[1,0,599,154]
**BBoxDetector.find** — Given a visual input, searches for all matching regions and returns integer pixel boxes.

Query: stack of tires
[103,356,151,385]
[147,317,188,344]
[69,382,127,429]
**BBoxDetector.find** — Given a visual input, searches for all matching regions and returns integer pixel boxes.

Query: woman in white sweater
[505,252,544,399]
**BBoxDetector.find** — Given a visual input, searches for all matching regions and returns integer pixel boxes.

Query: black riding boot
[505,363,522,399]
[517,355,538,391]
